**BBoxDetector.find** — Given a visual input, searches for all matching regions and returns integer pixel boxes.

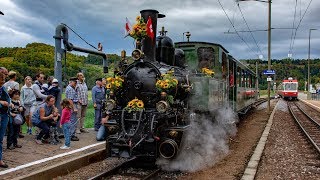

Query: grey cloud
[1,0,319,59]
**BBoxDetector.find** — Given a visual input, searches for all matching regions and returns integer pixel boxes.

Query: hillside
[241,58,320,90]
[0,42,120,89]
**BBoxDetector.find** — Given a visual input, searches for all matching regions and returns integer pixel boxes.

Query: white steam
[157,103,238,172]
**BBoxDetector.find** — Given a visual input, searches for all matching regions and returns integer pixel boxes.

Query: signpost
[263,69,275,75]
[263,69,275,114]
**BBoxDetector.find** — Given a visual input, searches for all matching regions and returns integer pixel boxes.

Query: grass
[259,89,276,97]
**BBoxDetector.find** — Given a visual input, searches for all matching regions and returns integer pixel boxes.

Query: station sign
[263,69,276,75]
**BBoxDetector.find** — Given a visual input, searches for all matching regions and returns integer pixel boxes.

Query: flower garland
[155,70,178,92]
[129,16,147,40]
[125,98,144,112]
[202,68,214,77]
[106,76,124,91]
[155,70,178,104]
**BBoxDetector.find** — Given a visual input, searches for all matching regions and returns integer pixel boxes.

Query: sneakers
[35,139,43,145]
[80,128,89,133]
[60,145,70,149]
[76,129,81,134]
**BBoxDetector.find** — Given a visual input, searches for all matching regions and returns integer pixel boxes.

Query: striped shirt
[76,80,88,105]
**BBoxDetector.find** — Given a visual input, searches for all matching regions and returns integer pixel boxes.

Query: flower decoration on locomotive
[129,16,147,40]
[201,67,214,77]
[155,69,178,103]
[125,97,145,112]
[106,76,124,92]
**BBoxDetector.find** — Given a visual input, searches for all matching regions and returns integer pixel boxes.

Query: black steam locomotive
[102,9,258,162]
[103,9,191,162]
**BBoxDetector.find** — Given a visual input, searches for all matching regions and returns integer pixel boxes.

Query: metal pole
[307,28,317,100]
[256,61,259,99]
[308,29,311,100]
[267,0,271,113]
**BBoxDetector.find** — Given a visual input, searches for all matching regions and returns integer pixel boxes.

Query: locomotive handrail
[121,109,143,137]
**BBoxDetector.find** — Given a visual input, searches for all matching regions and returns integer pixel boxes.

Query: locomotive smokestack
[140,9,165,62]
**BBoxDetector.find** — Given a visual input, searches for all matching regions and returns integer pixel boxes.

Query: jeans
[35,121,50,140]
[62,122,71,147]
[0,114,9,160]
[94,104,102,130]
[70,111,78,136]
[96,125,108,141]
[7,121,20,147]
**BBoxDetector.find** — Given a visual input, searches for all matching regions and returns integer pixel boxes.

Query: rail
[287,101,320,155]
[88,157,161,180]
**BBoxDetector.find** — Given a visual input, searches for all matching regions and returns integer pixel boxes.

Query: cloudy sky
[0,0,319,60]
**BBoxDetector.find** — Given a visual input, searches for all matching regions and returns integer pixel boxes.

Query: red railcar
[277,77,298,100]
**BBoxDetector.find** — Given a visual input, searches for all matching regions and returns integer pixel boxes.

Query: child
[7,89,24,150]
[60,99,73,149]
[48,107,61,145]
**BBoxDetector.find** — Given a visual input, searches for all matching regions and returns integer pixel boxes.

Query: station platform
[0,128,105,179]
[298,92,320,111]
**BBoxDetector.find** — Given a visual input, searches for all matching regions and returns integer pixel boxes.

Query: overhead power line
[289,0,298,55]
[237,2,264,56]
[289,0,313,56]
[217,0,260,58]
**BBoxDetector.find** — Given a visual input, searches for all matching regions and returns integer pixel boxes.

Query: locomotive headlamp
[105,99,116,111]
[156,100,169,113]
[132,49,144,60]
[169,130,178,138]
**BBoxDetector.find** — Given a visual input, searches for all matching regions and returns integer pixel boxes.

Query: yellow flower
[137,101,144,108]
[128,102,134,107]
[106,84,111,89]
[107,77,112,82]
[136,16,141,21]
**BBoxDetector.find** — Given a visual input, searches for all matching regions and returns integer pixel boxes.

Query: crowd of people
[0,67,108,168]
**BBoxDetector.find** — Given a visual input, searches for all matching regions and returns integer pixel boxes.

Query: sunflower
[106,84,112,89]
[128,102,134,107]
[137,101,144,108]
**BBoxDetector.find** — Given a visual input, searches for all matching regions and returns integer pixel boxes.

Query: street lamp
[307,28,317,100]
[182,31,191,42]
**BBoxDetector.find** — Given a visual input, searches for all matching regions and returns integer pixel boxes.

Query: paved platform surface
[0,128,103,177]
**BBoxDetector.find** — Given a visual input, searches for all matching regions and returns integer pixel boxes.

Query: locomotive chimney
[140,9,165,62]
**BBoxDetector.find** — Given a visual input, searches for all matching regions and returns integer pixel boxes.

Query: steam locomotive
[102,9,258,162]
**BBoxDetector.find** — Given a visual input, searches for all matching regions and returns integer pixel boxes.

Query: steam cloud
[157,102,238,172]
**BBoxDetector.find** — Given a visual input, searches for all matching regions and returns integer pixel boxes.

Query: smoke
[157,102,238,172]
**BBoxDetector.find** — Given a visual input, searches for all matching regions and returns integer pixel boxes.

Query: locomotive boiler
[103,9,191,161]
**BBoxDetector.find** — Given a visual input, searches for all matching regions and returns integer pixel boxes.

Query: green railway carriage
[175,41,258,113]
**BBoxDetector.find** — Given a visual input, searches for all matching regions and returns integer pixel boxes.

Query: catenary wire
[218,0,260,58]
[237,2,264,56]
[289,0,313,56]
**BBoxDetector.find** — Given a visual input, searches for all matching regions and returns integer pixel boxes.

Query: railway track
[287,101,320,155]
[254,98,268,107]
[88,157,161,180]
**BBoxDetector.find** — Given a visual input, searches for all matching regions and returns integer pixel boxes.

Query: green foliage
[0,42,119,89]
[243,58,320,90]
